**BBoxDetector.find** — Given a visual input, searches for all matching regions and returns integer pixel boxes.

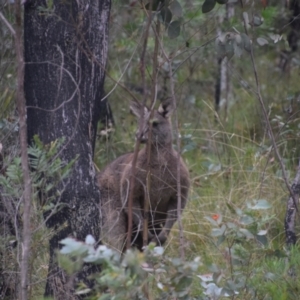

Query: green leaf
[169,0,182,17]
[45,183,54,193]
[216,33,236,59]
[257,229,268,236]
[209,264,220,273]
[233,42,243,57]
[60,237,89,255]
[247,199,271,210]
[202,0,216,13]
[99,294,112,300]
[252,15,264,26]
[145,0,163,11]
[153,246,164,256]
[217,235,225,246]
[160,7,172,24]
[175,276,193,291]
[239,215,254,225]
[75,289,92,296]
[33,134,43,149]
[257,37,268,46]
[85,235,96,245]
[167,20,181,39]
[211,224,226,237]
[57,253,76,275]
[226,222,237,229]
[208,163,221,172]
[256,234,268,246]
[265,272,276,280]
[241,33,252,52]
[269,33,282,43]
[216,214,222,225]
[239,228,254,239]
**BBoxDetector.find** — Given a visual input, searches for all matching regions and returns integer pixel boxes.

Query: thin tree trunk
[24,0,111,298]
[14,1,32,299]
[215,2,234,118]
[285,161,300,247]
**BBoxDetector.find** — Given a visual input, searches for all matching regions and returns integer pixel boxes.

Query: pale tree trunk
[215,2,234,120]
[24,0,111,298]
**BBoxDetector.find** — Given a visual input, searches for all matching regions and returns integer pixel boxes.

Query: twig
[152,19,185,258]
[143,20,160,247]
[126,139,141,250]
[0,12,16,36]
[14,1,32,299]
[126,7,153,250]
[168,61,185,260]
[242,9,298,214]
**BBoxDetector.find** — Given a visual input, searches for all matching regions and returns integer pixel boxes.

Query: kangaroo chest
[146,159,176,212]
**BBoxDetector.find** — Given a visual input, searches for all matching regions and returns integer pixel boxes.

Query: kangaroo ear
[158,103,174,118]
[130,102,148,118]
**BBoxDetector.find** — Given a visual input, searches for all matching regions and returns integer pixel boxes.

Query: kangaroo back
[98,102,190,252]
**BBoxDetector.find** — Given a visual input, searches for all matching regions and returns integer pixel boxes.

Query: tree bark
[15,1,33,299]
[285,161,300,247]
[24,0,111,298]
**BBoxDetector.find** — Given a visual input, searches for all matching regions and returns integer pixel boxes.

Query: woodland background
[1,0,300,299]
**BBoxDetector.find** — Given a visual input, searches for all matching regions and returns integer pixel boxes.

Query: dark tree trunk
[24,0,111,298]
[288,0,300,52]
[285,161,300,247]
[0,193,19,299]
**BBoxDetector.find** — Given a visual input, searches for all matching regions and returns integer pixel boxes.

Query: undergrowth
[91,90,297,299]
[1,1,300,299]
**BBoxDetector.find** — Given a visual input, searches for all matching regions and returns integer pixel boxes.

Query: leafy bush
[58,197,300,300]
[59,236,202,300]
[0,135,76,298]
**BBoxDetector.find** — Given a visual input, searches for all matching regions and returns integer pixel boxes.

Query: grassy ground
[93,66,300,297]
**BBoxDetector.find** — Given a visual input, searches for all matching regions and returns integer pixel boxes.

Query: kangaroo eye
[152,121,159,127]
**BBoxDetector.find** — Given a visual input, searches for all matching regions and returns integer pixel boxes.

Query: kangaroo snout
[135,129,148,143]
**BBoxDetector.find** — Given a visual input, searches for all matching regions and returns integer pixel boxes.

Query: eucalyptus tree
[24,0,111,298]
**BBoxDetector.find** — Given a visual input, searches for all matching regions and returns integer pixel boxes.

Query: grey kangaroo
[97,101,190,252]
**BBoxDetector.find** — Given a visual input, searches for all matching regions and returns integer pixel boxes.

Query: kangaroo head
[130,102,174,147]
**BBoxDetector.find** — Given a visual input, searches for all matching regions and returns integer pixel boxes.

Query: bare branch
[0,12,16,36]
[126,6,154,250]
[168,60,185,260]
[143,20,160,248]
[242,10,298,215]
[126,139,141,250]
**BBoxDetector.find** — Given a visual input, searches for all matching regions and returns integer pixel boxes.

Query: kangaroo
[97,101,190,252]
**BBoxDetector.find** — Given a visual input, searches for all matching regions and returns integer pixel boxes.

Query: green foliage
[59,236,202,299]
[202,0,216,14]
[193,201,300,299]
[167,20,181,39]
[216,32,252,60]
[144,0,183,39]
[0,133,76,298]
[37,0,55,16]
[59,209,300,300]
[202,0,228,14]
[0,135,77,211]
